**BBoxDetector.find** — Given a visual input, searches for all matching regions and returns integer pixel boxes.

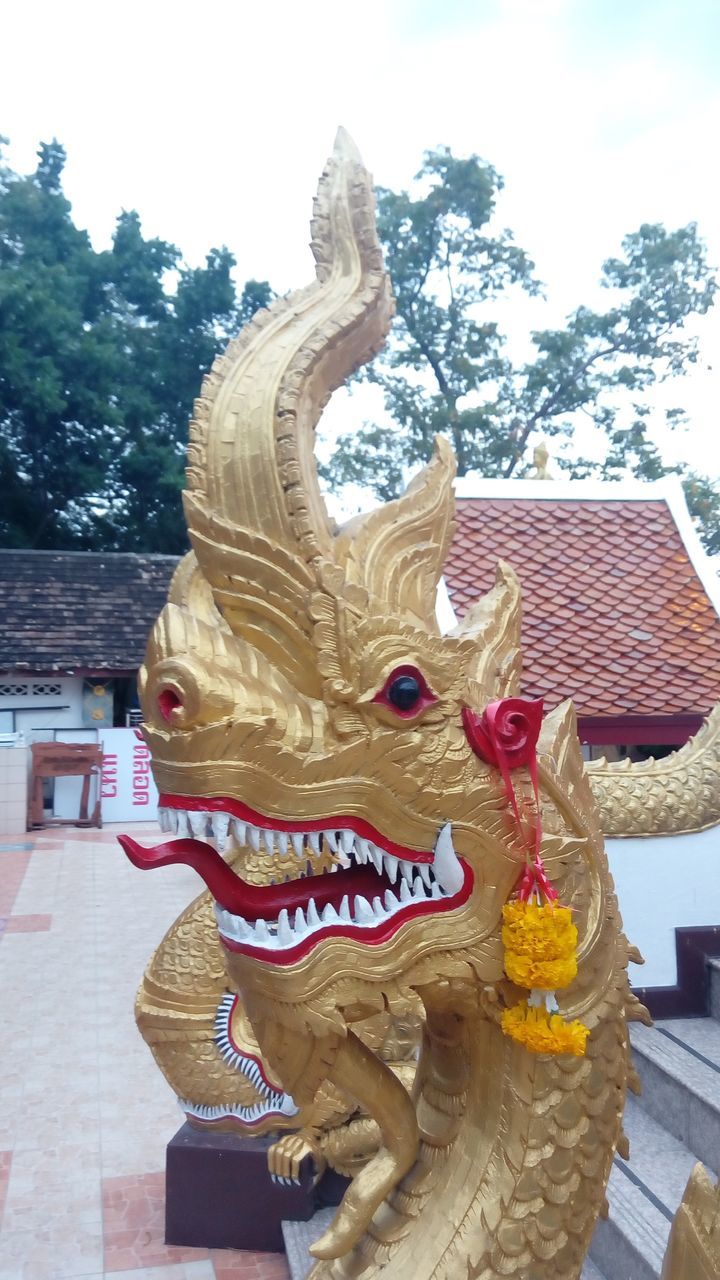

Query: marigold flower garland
[463,697,589,1058]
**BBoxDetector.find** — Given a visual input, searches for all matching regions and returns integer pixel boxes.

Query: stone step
[285,1207,607,1278]
[283,1209,334,1280]
[630,1019,720,1170]
[590,1163,668,1280]
[589,1090,715,1279]
[709,957,720,1020]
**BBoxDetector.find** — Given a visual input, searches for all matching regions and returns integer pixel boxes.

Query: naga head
[122,133,633,1275]
[121,132,589,1035]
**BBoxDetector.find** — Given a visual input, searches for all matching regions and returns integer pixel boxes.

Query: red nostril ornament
[158,689,183,722]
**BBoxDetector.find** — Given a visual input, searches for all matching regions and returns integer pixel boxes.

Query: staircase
[588,959,720,1279]
[283,960,720,1279]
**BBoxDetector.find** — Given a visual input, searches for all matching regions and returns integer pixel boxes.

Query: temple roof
[0,550,178,674]
[3,479,719,719]
[444,477,720,720]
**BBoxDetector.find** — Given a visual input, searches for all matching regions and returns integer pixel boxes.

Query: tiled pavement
[0,825,290,1280]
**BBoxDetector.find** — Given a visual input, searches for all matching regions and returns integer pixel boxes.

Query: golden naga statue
[120,132,716,1277]
[662,1164,720,1280]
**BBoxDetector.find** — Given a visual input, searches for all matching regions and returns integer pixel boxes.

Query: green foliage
[0,139,273,551]
[321,148,719,552]
[683,473,720,556]
[2,138,717,556]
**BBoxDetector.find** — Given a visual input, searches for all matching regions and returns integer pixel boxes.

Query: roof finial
[531,441,553,481]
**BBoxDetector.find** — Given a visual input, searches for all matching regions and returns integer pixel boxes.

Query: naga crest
[123,133,635,1278]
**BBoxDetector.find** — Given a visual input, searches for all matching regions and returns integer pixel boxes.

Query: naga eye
[388,675,422,711]
[372,665,437,719]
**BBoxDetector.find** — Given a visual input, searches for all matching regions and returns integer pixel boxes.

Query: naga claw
[309,1032,419,1259]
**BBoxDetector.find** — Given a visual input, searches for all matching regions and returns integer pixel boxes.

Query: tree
[0,139,273,552]
[321,148,719,549]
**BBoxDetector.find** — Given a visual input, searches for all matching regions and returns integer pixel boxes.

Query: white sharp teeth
[215,905,252,942]
[214,905,231,932]
[212,813,230,851]
[254,918,271,944]
[212,819,458,937]
[158,807,171,832]
[175,811,190,837]
[360,840,382,873]
[433,823,464,896]
[354,895,374,924]
[189,811,209,839]
[167,809,179,834]
[383,854,399,884]
[277,909,293,946]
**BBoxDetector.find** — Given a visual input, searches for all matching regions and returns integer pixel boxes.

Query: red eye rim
[371,664,438,719]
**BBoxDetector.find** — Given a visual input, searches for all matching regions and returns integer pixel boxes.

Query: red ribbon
[462,697,548,889]
[515,854,558,903]
[462,698,543,772]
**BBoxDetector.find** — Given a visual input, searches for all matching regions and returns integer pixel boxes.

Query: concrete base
[165,1123,348,1253]
[166,1123,314,1252]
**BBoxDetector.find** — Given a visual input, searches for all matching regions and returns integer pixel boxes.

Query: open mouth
[118,794,472,964]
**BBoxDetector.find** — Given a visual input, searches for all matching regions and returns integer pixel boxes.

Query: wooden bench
[28,742,103,829]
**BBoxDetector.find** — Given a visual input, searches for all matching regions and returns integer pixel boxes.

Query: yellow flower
[504,951,577,990]
[502,900,577,969]
[501,1001,589,1057]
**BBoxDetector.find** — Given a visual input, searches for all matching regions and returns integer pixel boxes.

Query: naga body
[120,132,715,1277]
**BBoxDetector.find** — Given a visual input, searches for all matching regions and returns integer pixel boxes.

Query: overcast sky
[3,0,720,480]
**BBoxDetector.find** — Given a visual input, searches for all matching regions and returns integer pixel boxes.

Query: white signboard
[99,727,158,823]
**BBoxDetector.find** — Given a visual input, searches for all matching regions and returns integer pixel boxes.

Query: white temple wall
[607,828,720,988]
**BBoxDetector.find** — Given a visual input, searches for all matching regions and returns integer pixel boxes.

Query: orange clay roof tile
[445,497,720,718]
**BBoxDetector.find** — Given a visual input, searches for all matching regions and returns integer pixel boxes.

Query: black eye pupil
[388,675,421,711]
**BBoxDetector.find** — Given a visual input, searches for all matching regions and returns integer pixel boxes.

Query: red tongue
[117,835,387,921]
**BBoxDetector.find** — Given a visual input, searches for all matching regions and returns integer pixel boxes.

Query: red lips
[119,833,395,921]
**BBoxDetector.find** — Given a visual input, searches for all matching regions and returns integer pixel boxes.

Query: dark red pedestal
[165,1123,348,1252]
